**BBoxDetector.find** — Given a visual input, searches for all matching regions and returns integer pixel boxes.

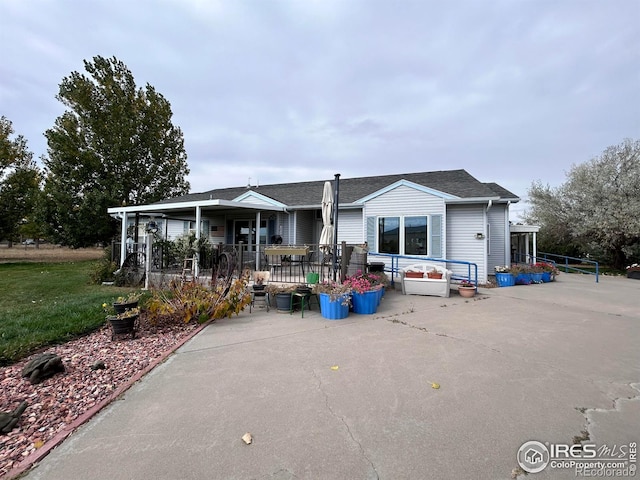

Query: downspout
[120,212,128,266]
[255,211,261,270]
[195,205,201,278]
[505,201,511,265]
[483,200,492,283]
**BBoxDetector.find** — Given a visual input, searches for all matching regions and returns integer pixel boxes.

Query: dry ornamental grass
[0,245,104,264]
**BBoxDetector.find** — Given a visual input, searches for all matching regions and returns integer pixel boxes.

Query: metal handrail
[369,252,478,290]
[536,252,599,283]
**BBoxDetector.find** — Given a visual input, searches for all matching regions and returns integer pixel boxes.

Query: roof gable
[357,179,459,203]
[233,190,287,208]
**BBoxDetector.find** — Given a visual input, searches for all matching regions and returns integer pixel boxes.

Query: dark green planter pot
[113,301,139,314]
[107,314,138,339]
[274,293,292,312]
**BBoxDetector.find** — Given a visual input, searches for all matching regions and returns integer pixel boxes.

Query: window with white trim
[368,215,443,257]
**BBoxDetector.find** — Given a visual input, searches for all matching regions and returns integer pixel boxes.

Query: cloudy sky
[1,0,638,220]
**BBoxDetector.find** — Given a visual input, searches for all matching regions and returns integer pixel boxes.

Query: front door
[234,219,268,251]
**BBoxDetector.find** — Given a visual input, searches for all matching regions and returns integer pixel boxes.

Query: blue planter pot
[352,290,378,314]
[495,272,515,287]
[319,293,349,320]
[515,273,532,285]
[530,273,544,284]
[541,272,552,282]
[376,288,383,305]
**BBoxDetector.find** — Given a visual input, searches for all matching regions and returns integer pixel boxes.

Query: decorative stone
[90,361,107,371]
[0,401,28,433]
[21,353,65,385]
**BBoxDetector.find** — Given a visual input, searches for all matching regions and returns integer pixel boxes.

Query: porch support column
[532,231,537,263]
[120,212,128,266]
[525,233,530,263]
[255,211,261,270]
[195,205,201,278]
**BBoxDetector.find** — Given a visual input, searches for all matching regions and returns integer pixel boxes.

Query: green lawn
[0,261,137,366]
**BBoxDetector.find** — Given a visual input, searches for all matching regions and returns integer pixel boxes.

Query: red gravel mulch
[0,315,203,479]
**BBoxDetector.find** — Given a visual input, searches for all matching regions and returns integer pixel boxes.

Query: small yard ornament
[21,353,65,384]
[0,401,28,433]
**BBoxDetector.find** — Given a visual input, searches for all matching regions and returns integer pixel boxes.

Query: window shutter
[183,221,189,233]
[202,220,210,237]
[366,216,376,252]
[430,215,442,258]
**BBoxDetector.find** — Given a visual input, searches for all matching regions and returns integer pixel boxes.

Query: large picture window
[378,217,399,254]
[370,214,442,257]
[404,216,427,255]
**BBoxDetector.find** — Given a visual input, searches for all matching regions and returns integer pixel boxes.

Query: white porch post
[120,212,128,266]
[525,233,531,263]
[532,232,538,263]
[195,206,201,278]
[256,211,261,270]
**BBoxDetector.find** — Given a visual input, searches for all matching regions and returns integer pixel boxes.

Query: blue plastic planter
[352,290,378,314]
[530,273,544,284]
[495,273,515,287]
[319,293,349,320]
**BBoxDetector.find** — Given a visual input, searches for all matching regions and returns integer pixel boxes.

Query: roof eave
[108,199,286,214]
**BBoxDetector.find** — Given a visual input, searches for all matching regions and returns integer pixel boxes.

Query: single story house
[108,169,523,283]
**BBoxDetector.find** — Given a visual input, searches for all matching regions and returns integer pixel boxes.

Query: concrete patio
[21,274,639,480]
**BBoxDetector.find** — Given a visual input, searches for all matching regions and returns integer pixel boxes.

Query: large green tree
[525,138,640,269]
[0,116,41,244]
[42,55,190,247]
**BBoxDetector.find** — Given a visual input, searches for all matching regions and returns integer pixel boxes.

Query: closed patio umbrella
[319,181,333,254]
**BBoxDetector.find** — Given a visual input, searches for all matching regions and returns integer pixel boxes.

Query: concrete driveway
[22,274,639,480]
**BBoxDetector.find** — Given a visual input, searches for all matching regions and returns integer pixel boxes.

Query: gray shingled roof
[154,169,519,207]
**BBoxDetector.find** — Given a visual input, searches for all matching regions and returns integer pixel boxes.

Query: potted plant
[265,283,297,312]
[103,303,140,339]
[535,262,559,282]
[343,271,384,314]
[457,280,476,298]
[112,292,141,314]
[494,266,515,287]
[313,281,351,320]
[511,264,533,285]
[405,270,424,279]
[252,271,270,292]
[626,263,640,280]
[427,267,443,279]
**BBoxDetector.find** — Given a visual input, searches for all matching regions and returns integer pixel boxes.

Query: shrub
[89,247,118,284]
[146,270,252,324]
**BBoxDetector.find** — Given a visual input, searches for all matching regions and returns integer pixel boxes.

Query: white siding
[365,184,446,216]
[237,194,276,206]
[446,204,487,282]
[166,219,185,240]
[487,205,508,273]
[336,209,364,244]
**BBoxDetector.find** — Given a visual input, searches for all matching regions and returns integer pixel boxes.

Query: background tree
[42,55,190,247]
[0,116,41,245]
[525,138,640,269]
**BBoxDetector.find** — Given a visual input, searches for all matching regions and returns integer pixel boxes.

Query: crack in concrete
[312,369,380,480]
[385,316,502,354]
[574,382,640,446]
[259,467,299,479]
